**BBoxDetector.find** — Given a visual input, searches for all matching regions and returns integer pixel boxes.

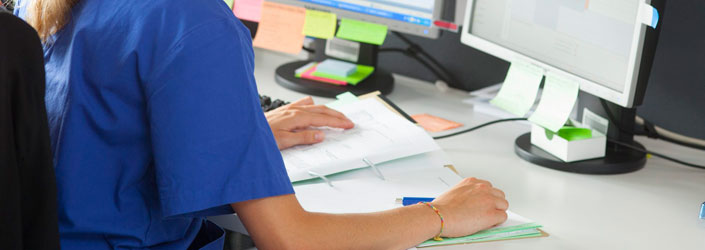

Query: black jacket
[0,9,61,250]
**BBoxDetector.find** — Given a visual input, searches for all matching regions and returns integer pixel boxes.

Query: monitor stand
[514,103,647,175]
[275,39,394,98]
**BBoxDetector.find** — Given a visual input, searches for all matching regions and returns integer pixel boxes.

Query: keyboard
[260,95,289,112]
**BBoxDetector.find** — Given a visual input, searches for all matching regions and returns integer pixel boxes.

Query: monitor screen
[273,0,441,38]
[467,0,642,95]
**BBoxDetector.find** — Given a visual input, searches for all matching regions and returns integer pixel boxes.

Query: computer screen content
[295,0,435,27]
[469,0,641,93]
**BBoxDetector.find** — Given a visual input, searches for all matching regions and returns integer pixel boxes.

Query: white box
[530,124,606,162]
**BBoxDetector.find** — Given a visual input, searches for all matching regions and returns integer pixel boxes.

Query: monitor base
[514,133,646,175]
[275,60,394,98]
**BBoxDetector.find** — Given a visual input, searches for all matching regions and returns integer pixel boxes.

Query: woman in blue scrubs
[16,0,509,249]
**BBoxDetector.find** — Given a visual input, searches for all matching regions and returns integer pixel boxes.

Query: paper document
[528,73,580,132]
[418,212,543,247]
[233,0,263,22]
[294,167,461,213]
[282,98,440,182]
[490,62,544,117]
[302,10,337,39]
[252,2,306,54]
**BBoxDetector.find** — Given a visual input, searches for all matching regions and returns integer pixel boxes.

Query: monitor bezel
[269,0,443,39]
[460,0,652,108]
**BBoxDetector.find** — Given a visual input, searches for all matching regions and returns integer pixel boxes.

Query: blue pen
[700,202,705,220]
[396,197,435,206]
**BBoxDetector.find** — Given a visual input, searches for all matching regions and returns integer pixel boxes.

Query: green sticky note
[335,18,388,45]
[312,65,375,85]
[490,62,544,117]
[302,10,337,39]
[223,0,234,9]
[325,92,359,108]
[528,73,580,132]
[556,127,593,141]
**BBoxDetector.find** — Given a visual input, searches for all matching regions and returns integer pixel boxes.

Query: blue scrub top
[16,0,294,249]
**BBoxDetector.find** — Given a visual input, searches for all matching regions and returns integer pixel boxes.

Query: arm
[232,177,509,250]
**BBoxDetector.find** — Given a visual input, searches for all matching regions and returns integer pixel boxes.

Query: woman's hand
[266,96,354,150]
[430,177,509,238]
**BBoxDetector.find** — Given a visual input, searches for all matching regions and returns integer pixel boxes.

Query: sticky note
[312,65,375,85]
[545,126,593,141]
[326,92,360,108]
[303,10,337,39]
[411,114,463,132]
[233,0,263,22]
[253,2,306,55]
[295,62,317,76]
[639,3,659,29]
[224,0,234,9]
[490,62,544,117]
[301,64,347,85]
[335,18,388,45]
[528,73,580,132]
[316,59,357,77]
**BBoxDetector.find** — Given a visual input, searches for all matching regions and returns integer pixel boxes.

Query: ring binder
[363,158,385,180]
[308,170,334,187]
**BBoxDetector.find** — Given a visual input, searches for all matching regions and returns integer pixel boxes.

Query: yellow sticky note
[303,10,337,39]
[252,2,306,55]
[223,0,234,9]
[335,18,388,45]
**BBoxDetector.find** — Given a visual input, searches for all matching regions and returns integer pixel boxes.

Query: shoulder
[0,11,42,55]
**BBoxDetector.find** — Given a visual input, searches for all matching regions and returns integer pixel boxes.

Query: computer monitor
[270,0,443,39]
[460,0,664,174]
[461,0,655,108]
[268,0,445,97]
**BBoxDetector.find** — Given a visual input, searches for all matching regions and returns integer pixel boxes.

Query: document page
[282,98,440,182]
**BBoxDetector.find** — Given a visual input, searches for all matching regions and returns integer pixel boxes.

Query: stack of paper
[418,212,544,247]
[282,98,440,182]
[294,61,375,86]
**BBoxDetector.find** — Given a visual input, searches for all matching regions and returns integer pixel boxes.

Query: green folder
[418,223,543,248]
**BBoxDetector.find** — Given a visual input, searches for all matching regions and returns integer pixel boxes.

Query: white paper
[294,167,461,214]
[283,98,440,182]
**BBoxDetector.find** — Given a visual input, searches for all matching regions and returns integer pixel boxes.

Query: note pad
[303,10,337,39]
[312,65,375,85]
[528,73,580,132]
[252,2,306,54]
[316,59,357,77]
[335,18,388,45]
[490,62,544,117]
[233,0,263,22]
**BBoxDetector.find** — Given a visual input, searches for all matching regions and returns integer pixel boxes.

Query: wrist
[419,202,445,241]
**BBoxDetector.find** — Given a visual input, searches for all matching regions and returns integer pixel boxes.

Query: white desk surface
[247,49,705,250]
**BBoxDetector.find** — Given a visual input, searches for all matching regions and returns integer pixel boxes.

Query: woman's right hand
[430,177,509,238]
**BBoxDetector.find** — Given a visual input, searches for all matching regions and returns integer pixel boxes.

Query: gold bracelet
[419,202,444,241]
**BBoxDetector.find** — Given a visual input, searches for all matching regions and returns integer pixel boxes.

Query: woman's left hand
[265,96,354,150]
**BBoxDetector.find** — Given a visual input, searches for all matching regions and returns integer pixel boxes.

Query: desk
[215,49,705,250]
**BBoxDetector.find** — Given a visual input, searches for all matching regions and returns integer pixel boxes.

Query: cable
[433,118,528,140]
[608,139,705,170]
[379,32,459,87]
[635,116,705,150]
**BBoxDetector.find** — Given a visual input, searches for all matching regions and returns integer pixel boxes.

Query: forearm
[297,204,440,250]
[233,195,440,250]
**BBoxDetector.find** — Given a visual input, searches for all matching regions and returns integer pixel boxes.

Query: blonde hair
[26,0,78,42]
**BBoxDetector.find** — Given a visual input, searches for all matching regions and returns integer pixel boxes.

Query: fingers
[296,105,351,121]
[290,96,315,106]
[286,111,354,130]
[277,130,325,149]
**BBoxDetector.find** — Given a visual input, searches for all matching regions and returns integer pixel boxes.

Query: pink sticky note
[302,65,347,85]
[233,0,263,22]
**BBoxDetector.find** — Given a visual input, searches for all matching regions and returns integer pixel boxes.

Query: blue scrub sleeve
[146,19,294,218]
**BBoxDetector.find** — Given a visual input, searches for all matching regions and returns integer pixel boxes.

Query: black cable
[302,46,315,53]
[379,48,450,86]
[379,32,459,87]
[608,139,705,170]
[433,118,528,140]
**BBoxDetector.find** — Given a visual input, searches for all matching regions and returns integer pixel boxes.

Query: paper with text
[283,98,440,182]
